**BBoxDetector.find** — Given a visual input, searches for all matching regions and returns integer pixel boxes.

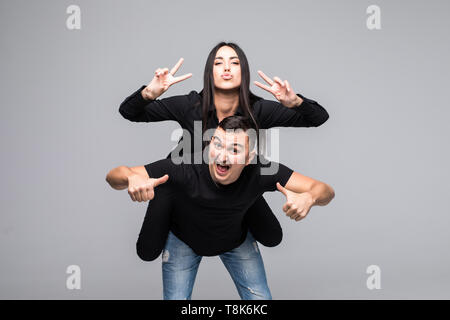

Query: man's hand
[142,58,192,100]
[276,182,314,221]
[128,174,169,202]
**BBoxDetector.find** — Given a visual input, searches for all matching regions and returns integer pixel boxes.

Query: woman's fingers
[155,67,170,78]
[254,81,276,95]
[170,57,184,75]
[273,76,285,88]
[255,71,287,98]
[172,73,193,85]
[257,70,274,86]
[285,80,291,92]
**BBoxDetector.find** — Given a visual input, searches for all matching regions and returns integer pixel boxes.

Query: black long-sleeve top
[119,85,329,135]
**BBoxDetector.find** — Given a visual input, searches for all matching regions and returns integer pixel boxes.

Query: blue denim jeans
[161,230,272,300]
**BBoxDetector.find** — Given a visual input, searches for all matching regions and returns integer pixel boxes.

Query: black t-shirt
[144,158,294,256]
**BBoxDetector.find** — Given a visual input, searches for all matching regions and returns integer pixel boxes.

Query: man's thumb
[276,182,288,196]
[154,174,169,187]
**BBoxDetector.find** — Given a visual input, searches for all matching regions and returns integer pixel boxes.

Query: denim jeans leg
[219,231,272,300]
[162,231,202,300]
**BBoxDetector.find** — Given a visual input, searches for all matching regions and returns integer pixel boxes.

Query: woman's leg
[243,195,283,247]
[162,231,202,300]
[219,231,272,300]
[136,183,176,261]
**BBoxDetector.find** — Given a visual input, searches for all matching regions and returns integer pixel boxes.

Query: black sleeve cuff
[134,85,153,104]
[292,93,316,116]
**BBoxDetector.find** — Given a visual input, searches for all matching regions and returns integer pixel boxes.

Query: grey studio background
[1,0,449,299]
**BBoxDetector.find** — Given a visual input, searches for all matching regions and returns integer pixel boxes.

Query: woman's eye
[214,62,239,65]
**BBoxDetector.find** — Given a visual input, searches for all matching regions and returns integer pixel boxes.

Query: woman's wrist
[283,95,303,108]
[141,87,154,100]
[291,95,303,108]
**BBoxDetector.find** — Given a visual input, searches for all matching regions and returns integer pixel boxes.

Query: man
[106,116,335,299]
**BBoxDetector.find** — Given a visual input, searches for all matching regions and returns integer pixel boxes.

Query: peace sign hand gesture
[142,58,193,100]
[254,70,303,108]
[276,182,314,222]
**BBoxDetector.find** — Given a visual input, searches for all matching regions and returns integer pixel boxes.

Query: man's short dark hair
[217,115,257,151]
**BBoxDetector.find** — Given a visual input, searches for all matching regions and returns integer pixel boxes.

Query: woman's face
[213,46,241,91]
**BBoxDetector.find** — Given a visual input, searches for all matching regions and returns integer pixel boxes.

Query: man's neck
[214,89,239,122]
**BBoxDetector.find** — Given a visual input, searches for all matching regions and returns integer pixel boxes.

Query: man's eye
[215,142,222,148]
[214,62,222,65]
[232,62,239,64]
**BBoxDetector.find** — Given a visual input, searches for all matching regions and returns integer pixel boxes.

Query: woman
[119,42,329,261]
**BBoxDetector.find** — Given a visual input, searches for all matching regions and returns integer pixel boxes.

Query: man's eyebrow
[212,135,222,143]
[215,56,239,60]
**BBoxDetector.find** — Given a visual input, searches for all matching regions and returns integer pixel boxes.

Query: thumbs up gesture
[276,182,314,221]
[128,174,169,202]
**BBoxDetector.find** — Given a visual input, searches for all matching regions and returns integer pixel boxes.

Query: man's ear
[245,150,256,165]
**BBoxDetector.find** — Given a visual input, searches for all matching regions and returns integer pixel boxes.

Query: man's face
[208,127,254,185]
[213,46,242,91]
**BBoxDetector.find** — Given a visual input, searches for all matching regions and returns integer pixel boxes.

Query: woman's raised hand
[142,58,192,100]
[254,70,303,108]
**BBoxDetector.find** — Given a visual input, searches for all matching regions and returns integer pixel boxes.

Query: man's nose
[217,150,228,164]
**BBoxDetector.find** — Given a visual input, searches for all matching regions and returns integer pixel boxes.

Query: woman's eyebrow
[215,56,239,60]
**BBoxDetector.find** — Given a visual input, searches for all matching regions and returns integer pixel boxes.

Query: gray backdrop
[1,0,449,299]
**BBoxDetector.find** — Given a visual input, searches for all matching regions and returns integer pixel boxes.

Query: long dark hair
[197,41,263,154]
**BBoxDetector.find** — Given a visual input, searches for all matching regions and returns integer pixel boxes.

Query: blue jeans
[161,230,272,300]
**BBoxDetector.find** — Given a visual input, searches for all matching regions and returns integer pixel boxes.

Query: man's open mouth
[215,163,230,176]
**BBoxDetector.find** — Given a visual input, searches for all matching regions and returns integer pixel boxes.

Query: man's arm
[105,165,168,202]
[106,165,147,190]
[276,172,335,221]
[284,172,335,206]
